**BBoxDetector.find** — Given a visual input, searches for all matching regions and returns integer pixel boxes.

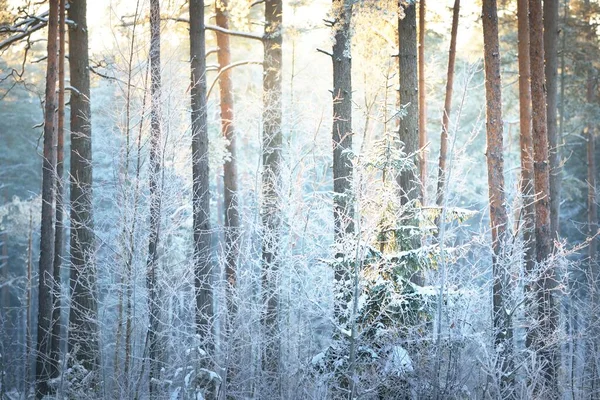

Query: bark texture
[545,0,561,240]
[35,1,58,396]
[529,0,558,394]
[397,2,419,205]
[482,0,513,392]
[436,0,459,207]
[517,0,536,293]
[332,0,354,249]
[261,0,283,392]
[68,0,100,377]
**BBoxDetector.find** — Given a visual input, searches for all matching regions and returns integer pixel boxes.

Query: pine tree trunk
[68,0,99,378]
[261,0,283,393]
[529,0,558,394]
[147,0,163,396]
[190,0,213,354]
[50,0,66,382]
[35,0,58,395]
[397,2,419,205]
[517,0,537,354]
[482,0,513,392]
[436,0,459,207]
[216,0,240,307]
[26,212,33,393]
[332,0,354,250]
[418,0,426,202]
[545,0,561,240]
[331,0,354,395]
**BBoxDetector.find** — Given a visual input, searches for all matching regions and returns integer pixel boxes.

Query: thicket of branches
[1,0,599,399]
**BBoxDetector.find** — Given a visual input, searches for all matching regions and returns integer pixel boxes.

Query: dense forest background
[0,0,599,399]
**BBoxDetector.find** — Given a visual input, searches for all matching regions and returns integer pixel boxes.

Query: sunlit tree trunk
[216,0,240,309]
[529,0,558,394]
[397,2,419,205]
[482,0,513,393]
[261,0,283,393]
[436,0,459,207]
[35,0,58,396]
[147,0,163,396]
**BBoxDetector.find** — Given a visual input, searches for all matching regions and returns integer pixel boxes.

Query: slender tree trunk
[216,0,240,303]
[397,2,419,205]
[436,0,459,207]
[190,0,213,353]
[262,0,283,393]
[215,1,239,393]
[529,0,558,394]
[482,0,513,393]
[545,0,561,240]
[517,0,537,353]
[517,0,535,264]
[26,212,33,394]
[147,0,163,396]
[68,0,99,379]
[35,0,58,395]
[50,0,66,382]
[418,0,426,202]
[332,0,354,248]
[331,0,354,395]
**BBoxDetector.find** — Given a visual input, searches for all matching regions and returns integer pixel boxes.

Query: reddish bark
[529,0,558,394]
[482,0,513,390]
[436,0,459,207]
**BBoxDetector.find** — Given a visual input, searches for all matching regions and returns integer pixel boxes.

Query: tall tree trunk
[482,0,513,393]
[215,0,239,393]
[216,0,240,308]
[529,0,558,394]
[50,0,66,382]
[332,0,354,249]
[517,0,535,273]
[190,0,212,354]
[436,0,459,207]
[517,0,537,353]
[418,0,426,202]
[35,0,58,396]
[545,0,561,240]
[26,212,33,393]
[262,0,283,393]
[147,0,163,396]
[397,2,419,205]
[331,0,354,395]
[68,0,99,379]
